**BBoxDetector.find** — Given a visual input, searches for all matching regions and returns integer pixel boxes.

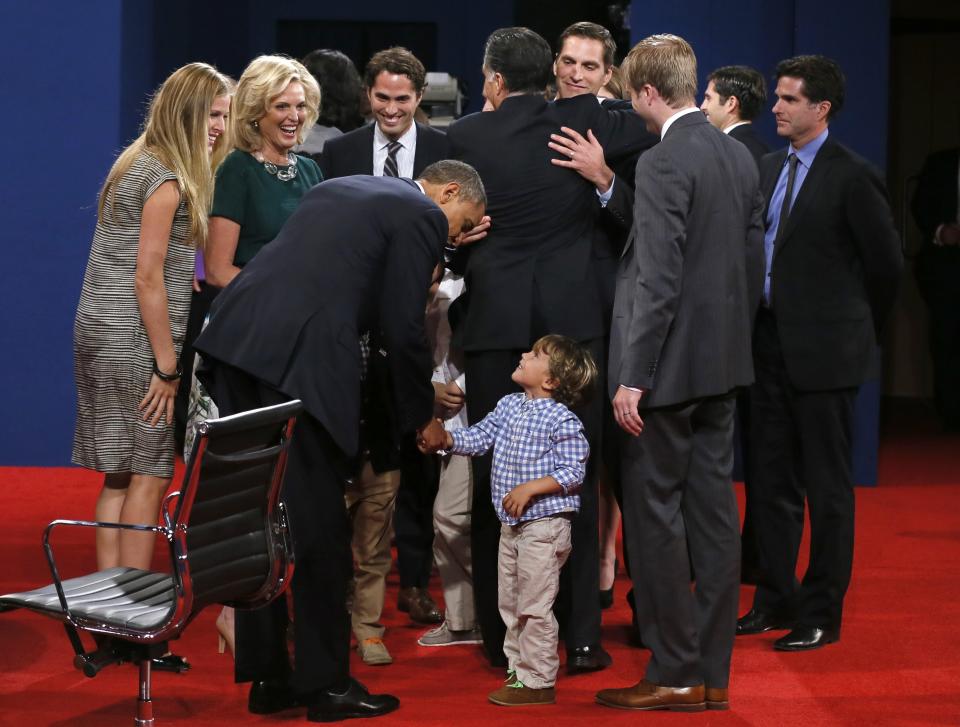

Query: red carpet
[1,400,959,726]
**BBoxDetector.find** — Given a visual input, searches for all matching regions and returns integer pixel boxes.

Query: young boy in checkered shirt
[422,334,597,706]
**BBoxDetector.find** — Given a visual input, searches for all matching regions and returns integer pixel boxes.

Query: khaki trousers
[498,516,572,688]
[344,459,400,642]
[433,453,475,630]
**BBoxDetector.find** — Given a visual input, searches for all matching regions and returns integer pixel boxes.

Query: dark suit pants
[465,340,603,665]
[205,363,352,694]
[395,437,440,589]
[621,394,740,688]
[749,309,856,629]
[916,247,960,430]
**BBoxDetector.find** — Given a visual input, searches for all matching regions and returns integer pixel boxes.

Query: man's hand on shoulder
[548,127,614,193]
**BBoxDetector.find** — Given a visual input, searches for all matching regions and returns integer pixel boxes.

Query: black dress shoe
[307,678,399,722]
[151,653,190,673]
[567,645,612,674]
[248,679,300,715]
[736,608,793,636]
[599,587,614,610]
[773,626,839,652]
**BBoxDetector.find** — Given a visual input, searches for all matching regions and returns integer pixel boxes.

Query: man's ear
[726,94,740,114]
[601,65,613,88]
[816,100,832,122]
[440,182,461,204]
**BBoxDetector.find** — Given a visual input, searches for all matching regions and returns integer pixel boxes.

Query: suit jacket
[195,175,447,456]
[761,136,903,391]
[729,123,771,167]
[319,121,450,179]
[609,111,765,407]
[447,93,655,350]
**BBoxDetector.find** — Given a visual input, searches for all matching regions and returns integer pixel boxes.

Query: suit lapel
[360,124,375,174]
[412,123,428,177]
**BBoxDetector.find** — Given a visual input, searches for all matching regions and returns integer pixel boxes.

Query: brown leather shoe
[397,587,442,624]
[595,679,705,712]
[705,687,729,710]
[488,683,555,706]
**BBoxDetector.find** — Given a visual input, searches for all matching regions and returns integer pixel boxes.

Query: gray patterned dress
[72,151,194,478]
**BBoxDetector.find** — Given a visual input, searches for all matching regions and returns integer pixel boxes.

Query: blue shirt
[450,392,588,525]
[763,127,829,304]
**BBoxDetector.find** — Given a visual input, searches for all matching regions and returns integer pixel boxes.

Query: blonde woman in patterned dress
[72,63,233,584]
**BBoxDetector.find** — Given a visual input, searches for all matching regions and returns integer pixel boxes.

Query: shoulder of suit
[416,122,447,139]
[324,123,373,148]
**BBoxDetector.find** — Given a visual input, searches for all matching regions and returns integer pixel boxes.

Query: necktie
[383,141,402,177]
[773,153,799,246]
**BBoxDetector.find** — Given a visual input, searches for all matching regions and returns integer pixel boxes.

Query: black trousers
[620,394,740,688]
[205,363,352,694]
[916,248,960,430]
[395,437,439,589]
[464,337,604,664]
[749,309,856,629]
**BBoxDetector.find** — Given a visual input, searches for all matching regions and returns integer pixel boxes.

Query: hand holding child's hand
[502,482,535,519]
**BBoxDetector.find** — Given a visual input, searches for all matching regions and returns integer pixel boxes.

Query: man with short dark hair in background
[700,63,771,585]
[701,65,771,165]
[735,55,902,652]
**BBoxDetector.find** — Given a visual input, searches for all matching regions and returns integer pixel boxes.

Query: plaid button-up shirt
[450,393,588,525]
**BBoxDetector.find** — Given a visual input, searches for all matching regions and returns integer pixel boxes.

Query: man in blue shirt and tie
[735,55,902,651]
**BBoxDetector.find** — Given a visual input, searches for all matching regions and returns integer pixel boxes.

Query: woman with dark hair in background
[299,48,366,161]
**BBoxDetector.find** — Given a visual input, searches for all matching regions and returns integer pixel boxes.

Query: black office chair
[0,400,302,726]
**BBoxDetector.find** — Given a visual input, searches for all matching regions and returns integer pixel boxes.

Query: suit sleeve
[746,185,766,316]
[619,152,690,390]
[592,101,659,164]
[602,172,633,232]
[380,205,447,434]
[317,137,337,180]
[846,166,904,336]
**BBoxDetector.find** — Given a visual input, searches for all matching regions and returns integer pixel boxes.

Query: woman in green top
[205,55,323,286]
[194,56,321,657]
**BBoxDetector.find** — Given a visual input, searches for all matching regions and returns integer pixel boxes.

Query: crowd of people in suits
[70,17,905,722]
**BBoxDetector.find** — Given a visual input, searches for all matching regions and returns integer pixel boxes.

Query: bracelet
[153,360,182,382]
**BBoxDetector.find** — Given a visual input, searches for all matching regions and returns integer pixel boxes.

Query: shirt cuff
[596,176,615,207]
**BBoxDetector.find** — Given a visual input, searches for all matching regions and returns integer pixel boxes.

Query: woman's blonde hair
[98,62,234,248]
[231,55,321,152]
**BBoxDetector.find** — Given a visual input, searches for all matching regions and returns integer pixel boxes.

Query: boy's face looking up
[511,347,556,399]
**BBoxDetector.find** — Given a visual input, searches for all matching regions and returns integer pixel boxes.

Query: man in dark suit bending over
[195,161,486,722]
[735,56,902,651]
[596,34,764,712]
[447,26,651,673]
[700,65,771,166]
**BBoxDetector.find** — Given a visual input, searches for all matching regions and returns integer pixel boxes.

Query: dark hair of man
[419,160,487,207]
[707,65,767,122]
[483,27,553,95]
[302,49,365,132]
[775,54,845,120]
[364,46,427,94]
[531,334,598,409]
[557,21,616,68]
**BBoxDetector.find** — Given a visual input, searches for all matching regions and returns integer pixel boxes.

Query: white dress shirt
[373,122,417,177]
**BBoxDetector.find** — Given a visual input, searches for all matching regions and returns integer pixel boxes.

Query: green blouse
[210,149,323,267]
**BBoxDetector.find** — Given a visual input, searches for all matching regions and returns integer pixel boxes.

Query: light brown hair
[622,34,697,107]
[532,335,598,409]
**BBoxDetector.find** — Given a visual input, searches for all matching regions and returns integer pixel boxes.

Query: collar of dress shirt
[724,120,751,135]
[661,106,702,139]
[373,119,418,152]
[414,180,425,194]
[789,126,829,169]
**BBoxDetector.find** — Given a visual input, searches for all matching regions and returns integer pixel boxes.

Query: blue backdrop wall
[2,1,890,477]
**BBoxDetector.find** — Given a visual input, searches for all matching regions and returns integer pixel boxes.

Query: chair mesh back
[177,406,296,611]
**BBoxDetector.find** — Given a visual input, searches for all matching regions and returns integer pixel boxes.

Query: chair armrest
[161,491,182,530]
[41,519,166,624]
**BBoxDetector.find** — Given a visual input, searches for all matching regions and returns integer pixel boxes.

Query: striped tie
[383,141,402,177]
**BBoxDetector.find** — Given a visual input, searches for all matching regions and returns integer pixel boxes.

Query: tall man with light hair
[596,34,764,712]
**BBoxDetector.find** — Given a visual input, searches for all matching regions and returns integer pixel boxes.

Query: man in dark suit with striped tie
[320,46,453,627]
[597,34,764,712]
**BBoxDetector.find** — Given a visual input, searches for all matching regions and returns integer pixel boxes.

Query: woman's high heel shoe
[216,606,235,657]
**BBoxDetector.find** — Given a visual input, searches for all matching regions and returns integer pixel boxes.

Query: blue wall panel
[1,2,125,465]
